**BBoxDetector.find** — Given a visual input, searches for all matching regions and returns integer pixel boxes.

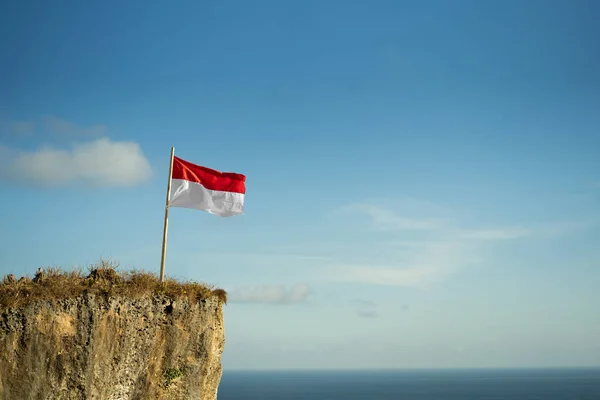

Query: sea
[217,368,600,399]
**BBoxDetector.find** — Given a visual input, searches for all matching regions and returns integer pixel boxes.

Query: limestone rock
[0,294,225,399]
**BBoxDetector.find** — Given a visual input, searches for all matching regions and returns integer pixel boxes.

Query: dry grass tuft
[211,288,227,304]
[0,259,226,310]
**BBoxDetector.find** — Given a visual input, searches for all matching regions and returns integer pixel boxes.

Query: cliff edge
[0,265,226,400]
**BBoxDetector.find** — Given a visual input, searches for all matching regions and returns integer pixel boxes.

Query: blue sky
[1,0,599,370]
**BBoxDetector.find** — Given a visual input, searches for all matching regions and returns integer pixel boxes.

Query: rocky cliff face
[0,271,225,400]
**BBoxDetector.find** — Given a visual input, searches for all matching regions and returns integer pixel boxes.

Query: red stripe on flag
[171,156,246,194]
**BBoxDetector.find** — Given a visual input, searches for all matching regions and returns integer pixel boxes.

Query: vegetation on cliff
[0,259,227,310]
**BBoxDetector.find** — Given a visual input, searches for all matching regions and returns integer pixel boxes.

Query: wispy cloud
[356,309,379,318]
[383,240,449,249]
[208,201,600,293]
[0,137,152,187]
[10,121,35,137]
[0,114,35,137]
[44,115,107,138]
[456,228,531,240]
[199,252,331,262]
[340,203,446,231]
[352,299,378,307]
[325,225,480,287]
[228,284,312,304]
[339,265,438,287]
[330,242,473,288]
[353,299,380,318]
[1,114,108,139]
[537,217,600,237]
[329,201,598,288]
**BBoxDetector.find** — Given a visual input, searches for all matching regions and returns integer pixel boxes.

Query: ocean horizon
[218,367,600,399]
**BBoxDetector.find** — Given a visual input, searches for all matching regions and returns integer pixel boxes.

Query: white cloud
[44,115,107,137]
[228,284,311,304]
[1,137,152,187]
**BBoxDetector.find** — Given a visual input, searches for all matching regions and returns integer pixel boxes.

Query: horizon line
[222,365,600,373]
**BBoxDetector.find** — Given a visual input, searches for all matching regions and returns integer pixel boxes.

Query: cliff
[0,265,226,400]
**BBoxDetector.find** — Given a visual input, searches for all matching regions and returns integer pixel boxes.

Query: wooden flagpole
[159,146,175,283]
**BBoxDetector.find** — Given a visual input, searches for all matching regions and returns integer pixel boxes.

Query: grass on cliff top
[0,260,227,310]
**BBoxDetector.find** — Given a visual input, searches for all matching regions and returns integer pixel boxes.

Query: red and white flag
[169,156,246,217]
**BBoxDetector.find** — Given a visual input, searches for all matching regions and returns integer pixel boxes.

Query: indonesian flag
[169,156,246,217]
